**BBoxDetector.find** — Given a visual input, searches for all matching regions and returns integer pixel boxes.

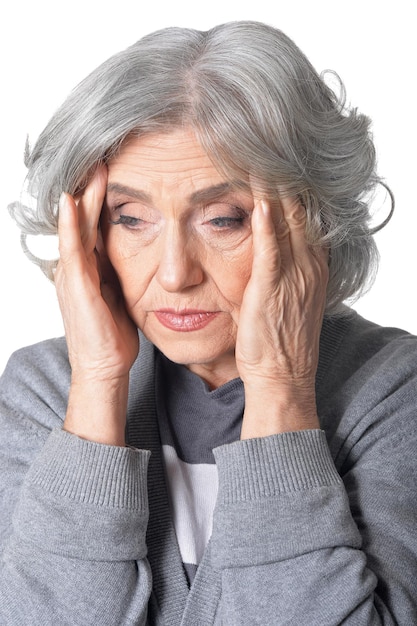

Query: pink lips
[154,310,219,332]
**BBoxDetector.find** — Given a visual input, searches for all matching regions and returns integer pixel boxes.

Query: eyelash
[108,206,250,231]
[207,205,249,228]
[110,215,143,228]
[208,216,246,229]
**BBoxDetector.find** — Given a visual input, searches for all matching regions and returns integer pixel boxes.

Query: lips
[154,310,219,332]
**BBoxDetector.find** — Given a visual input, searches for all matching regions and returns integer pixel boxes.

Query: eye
[110,215,144,229]
[209,215,246,229]
[204,205,250,231]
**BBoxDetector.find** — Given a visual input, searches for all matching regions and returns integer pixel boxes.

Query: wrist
[241,381,319,440]
[63,375,129,446]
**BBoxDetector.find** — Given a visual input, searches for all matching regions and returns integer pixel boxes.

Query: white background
[1,0,415,374]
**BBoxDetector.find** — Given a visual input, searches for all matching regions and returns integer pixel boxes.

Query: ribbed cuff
[28,428,150,510]
[211,431,360,568]
[14,429,151,560]
[213,429,342,504]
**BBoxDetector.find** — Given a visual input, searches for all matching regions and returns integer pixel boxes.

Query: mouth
[153,309,220,332]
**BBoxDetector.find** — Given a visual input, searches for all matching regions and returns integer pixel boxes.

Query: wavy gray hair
[9,20,392,313]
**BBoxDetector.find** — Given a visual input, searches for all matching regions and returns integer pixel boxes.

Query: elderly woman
[1,20,416,625]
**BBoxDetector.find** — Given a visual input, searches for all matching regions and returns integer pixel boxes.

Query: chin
[143,327,235,366]
[160,340,230,366]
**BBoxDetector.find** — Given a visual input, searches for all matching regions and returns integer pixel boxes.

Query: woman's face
[102,129,255,383]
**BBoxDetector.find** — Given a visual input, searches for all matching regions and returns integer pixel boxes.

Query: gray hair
[9,20,392,313]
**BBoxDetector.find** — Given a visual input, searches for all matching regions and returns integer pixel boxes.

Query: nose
[156,224,204,293]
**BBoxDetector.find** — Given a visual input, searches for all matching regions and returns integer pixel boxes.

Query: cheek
[103,231,154,309]
[212,249,253,306]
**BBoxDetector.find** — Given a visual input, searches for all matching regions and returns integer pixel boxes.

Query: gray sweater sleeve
[204,324,417,625]
[0,343,152,625]
[210,426,416,625]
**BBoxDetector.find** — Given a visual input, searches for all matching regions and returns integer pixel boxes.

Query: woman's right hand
[55,165,139,446]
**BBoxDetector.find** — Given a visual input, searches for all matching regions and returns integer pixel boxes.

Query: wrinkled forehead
[106,128,254,195]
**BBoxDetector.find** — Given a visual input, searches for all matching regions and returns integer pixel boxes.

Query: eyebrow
[106,183,152,204]
[106,181,247,207]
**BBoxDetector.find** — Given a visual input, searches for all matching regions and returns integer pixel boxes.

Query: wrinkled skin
[55,129,328,445]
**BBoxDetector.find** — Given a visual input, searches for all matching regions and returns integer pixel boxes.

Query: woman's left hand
[235,195,329,439]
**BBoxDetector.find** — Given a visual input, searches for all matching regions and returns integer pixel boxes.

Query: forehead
[107,129,223,181]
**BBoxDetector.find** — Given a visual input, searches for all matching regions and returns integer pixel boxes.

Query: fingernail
[259,199,270,216]
[59,192,67,210]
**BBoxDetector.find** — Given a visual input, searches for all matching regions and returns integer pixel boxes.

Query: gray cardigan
[0,310,416,624]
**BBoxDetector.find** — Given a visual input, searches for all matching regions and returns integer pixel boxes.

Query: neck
[186,358,240,390]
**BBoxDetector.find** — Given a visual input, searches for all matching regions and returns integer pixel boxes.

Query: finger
[77,164,108,253]
[280,195,328,268]
[58,191,83,264]
[280,194,306,229]
[251,192,295,265]
[250,198,281,287]
[266,194,307,269]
